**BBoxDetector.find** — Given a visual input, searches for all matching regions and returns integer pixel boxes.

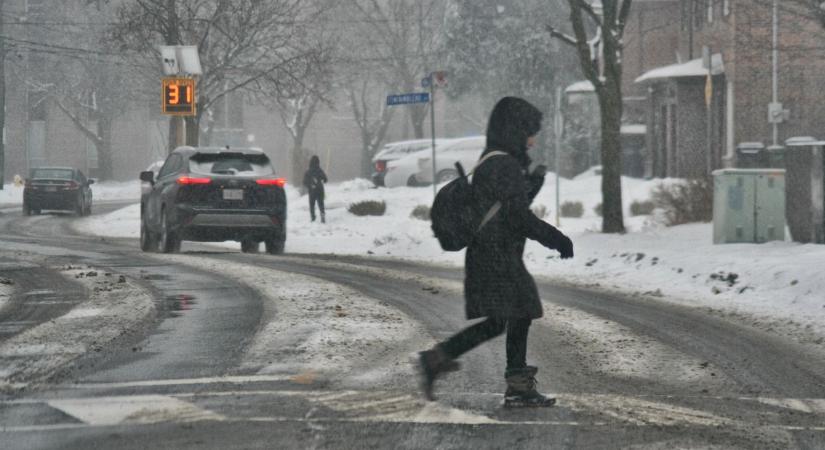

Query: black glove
[531,164,547,178]
[556,234,574,259]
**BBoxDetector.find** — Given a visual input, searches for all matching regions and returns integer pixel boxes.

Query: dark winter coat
[303,156,328,196]
[464,97,573,320]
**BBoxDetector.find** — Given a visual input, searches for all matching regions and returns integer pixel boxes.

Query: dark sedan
[23,167,94,216]
[140,146,287,254]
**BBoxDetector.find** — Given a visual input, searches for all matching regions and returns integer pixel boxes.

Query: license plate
[223,189,243,200]
[45,187,57,192]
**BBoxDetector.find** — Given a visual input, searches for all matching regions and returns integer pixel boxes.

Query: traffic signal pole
[430,73,437,198]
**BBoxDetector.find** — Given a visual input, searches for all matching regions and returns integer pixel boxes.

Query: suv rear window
[189,153,275,176]
[31,169,74,180]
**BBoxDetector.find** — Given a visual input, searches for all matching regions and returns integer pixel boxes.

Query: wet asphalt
[0,202,824,449]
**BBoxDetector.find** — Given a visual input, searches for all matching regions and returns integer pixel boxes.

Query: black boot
[321,212,326,224]
[504,366,556,408]
[418,345,460,401]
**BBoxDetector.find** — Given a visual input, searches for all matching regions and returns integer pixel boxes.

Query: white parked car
[384,151,428,188]
[371,139,450,186]
[414,136,486,185]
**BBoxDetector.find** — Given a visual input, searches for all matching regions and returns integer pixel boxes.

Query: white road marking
[755,397,825,414]
[68,374,294,389]
[48,395,224,426]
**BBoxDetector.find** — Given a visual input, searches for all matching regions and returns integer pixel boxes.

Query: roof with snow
[565,80,595,94]
[635,54,724,83]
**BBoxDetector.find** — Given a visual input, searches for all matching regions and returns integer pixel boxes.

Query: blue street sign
[387,92,430,106]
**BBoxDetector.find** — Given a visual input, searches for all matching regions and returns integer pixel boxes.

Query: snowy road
[1,204,825,449]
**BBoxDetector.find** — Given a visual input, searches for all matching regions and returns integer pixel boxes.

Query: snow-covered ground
[73,172,825,338]
[0,181,142,206]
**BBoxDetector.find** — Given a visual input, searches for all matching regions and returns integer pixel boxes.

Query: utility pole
[0,0,5,189]
[554,86,562,227]
[771,0,779,147]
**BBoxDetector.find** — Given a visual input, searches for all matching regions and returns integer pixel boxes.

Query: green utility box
[713,169,786,244]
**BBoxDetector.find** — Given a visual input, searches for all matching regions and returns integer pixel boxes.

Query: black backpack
[431,151,507,251]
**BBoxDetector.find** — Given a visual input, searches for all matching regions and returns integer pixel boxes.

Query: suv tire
[160,208,181,253]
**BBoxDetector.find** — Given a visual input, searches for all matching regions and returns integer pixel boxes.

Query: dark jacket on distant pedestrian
[303,156,328,196]
[464,97,573,320]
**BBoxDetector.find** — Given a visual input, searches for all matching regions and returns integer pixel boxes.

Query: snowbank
[74,172,825,338]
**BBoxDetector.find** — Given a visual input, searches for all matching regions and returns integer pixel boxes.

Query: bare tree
[110,0,321,152]
[348,77,395,178]
[549,0,632,233]
[346,0,444,139]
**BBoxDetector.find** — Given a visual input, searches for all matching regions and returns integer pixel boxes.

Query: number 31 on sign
[162,77,196,116]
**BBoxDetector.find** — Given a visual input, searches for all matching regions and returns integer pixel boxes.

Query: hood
[309,155,321,169]
[484,97,543,168]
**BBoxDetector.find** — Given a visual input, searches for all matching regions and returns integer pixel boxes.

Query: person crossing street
[418,97,574,407]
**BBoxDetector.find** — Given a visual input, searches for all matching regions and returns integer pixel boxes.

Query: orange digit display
[162,77,196,116]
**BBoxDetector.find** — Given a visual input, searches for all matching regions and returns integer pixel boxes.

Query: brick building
[635,0,825,178]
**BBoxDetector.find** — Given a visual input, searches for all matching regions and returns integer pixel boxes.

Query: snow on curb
[0,267,155,391]
[146,254,432,389]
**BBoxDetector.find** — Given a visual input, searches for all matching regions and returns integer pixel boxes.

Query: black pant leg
[505,318,532,370]
[309,193,317,220]
[318,193,325,215]
[441,317,506,359]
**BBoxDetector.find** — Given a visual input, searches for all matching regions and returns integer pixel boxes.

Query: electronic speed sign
[162,77,196,116]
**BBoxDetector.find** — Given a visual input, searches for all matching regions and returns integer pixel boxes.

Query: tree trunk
[361,129,373,179]
[96,115,114,181]
[410,105,427,139]
[185,115,199,146]
[168,118,180,154]
[597,80,625,234]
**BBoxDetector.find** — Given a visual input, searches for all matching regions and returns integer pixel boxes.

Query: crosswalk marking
[4,387,825,433]
[48,395,224,426]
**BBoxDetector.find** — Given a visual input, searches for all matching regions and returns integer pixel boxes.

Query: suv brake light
[256,178,286,187]
[177,176,212,185]
[375,161,387,172]
[63,181,79,190]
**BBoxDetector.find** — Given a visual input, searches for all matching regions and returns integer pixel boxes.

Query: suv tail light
[256,178,286,187]
[375,161,387,172]
[63,181,79,190]
[177,176,212,185]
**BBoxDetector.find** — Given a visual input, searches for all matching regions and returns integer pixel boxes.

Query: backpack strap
[468,150,508,177]
[470,150,508,232]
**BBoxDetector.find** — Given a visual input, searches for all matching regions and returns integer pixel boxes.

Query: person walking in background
[303,155,328,223]
[417,97,574,407]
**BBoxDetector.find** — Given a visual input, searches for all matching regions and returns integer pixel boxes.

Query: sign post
[431,73,447,196]
[159,46,201,150]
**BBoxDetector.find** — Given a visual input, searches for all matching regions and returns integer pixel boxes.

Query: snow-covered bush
[560,201,584,218]
[410,205,431,221]
[531,204,548,219]
[630,200,655,216]
[348,200,386,216]
[652,179,712,226]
